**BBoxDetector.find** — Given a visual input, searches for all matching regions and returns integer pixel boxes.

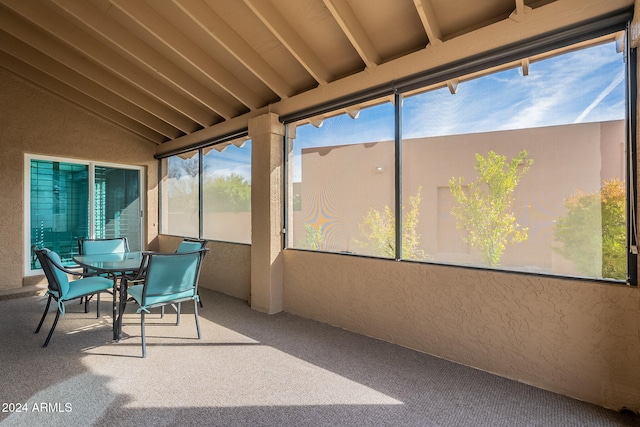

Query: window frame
[158,133,252,245]
[283,16,637,286]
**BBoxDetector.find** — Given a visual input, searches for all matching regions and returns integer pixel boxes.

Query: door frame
[24,153,145,276]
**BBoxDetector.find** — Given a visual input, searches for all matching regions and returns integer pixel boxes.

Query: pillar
[249,112,284,314]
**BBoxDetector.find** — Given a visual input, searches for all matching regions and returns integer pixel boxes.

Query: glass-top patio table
[73,251,144,340]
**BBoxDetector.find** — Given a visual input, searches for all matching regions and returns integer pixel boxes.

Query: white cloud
[574,70,625,123]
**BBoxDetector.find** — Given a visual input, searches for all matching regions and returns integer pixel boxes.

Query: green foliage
[168,172,250,215]
[167,173,198,214]
[358,187,426,260]
[553,179,626,280]
[203,173,251,212]
[166,157,203,216]
[449,150,533,267]
[300,223,325,250]
[359,204,395,257]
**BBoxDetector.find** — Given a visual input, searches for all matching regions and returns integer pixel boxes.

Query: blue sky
[401,41,625,138]
[201,39,626,183]
[202,141,252,182]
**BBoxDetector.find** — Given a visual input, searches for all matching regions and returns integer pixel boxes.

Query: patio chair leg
[84,296,89,313]
[176,302,181,326]
[35,295,52,333]
[113,277,120,340]
[194,300,201,339]
[117,299,127,342]
[160,306,164,318]
[96,293,101,318]
[141,311,146,358]
[43,308,62,348]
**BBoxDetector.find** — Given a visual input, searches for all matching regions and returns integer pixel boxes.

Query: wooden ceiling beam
[0,31,182,139]
[51,0,234,121]
[323,0,380,69]
[174,0,295,99]
[0,53,166,143]
[110,0,262,110]
[1,0,206,132]
[244,0,332,85]
[0,3,191,135]
[510,0,533,22]
[413,0,443,45]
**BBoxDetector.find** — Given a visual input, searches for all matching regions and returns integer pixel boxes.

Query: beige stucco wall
[157,235,251,301]
[0,70,158,290]
[295,121,625,275]
[279,44,639,413]
[282,249,640,412]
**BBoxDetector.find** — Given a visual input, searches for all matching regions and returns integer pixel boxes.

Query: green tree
[358,187,426,260]
[553,178,626,280]
[300,223,326,250]
[449,150,533,267]
[203,173,251,212]
[167,157,203,217]
[167,173,198,216]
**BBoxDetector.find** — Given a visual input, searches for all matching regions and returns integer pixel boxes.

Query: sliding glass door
[94,166,142,251]
[27,156,143,270]
[29,159,89,268]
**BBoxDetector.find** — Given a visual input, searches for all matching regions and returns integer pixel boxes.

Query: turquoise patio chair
[176,238,208,253]
[151,238,209,319]
[78,237,129,256]
[35,248,113,348]
[122,248,208,357]
[77,237,129,311]
[176,238,208,308]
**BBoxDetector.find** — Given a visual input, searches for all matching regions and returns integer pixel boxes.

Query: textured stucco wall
[157,235,251,301]
[249,113,284,314]
[296,122,623,274]
[283,249,640,412]
[0,70,158,290]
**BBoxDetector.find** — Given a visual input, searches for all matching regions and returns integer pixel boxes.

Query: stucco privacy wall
[157,235,251,301]
[283,250,640,411]
[0,70,157,290]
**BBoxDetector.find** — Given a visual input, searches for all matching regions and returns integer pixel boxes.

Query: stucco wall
[0,70,158,290]
[283,249,640,412]
[295,121,624,274]
[157,235,251,301]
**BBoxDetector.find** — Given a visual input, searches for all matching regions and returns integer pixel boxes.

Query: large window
[402,38,627,279]
[160,138,251,244]
[287,31,633,283]
[162,149,200,238]
[26,155,143,272]
[288,102,395,256]
[202,142,251,243]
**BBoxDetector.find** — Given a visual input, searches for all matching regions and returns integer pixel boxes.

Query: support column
[249,112,284,314]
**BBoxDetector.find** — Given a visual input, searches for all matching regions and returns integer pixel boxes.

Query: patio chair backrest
[141,249,207,304]
[79,237,129,255]
[176,238,207,253]
[35,248,70,297]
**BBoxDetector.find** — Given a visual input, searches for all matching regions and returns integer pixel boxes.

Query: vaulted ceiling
[0,0,633,150]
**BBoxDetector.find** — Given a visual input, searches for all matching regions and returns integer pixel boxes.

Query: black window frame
[283,11,637,286]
